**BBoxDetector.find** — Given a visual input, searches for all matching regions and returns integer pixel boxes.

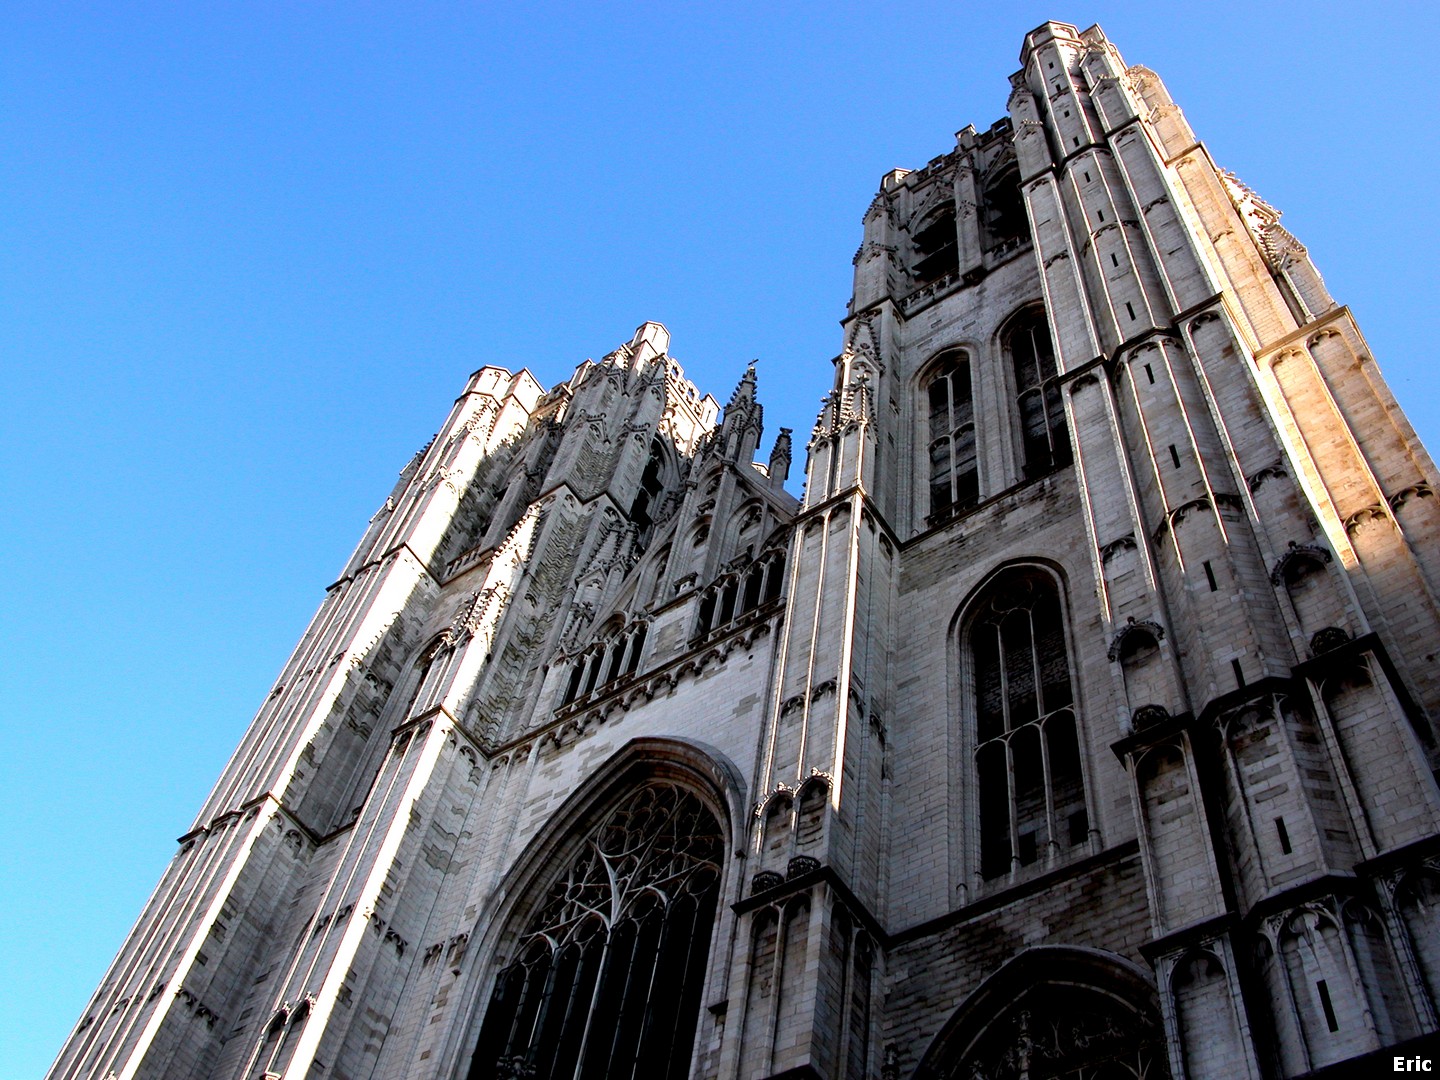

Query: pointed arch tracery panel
[467,783,723,1080]
[919,948,1170,1080]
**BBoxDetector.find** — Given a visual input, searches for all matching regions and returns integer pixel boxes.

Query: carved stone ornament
[750,870,784,895]
[1268,541,1332,586]
[1099,535,1136,564]
[786,855,820,879]
[1107,617,1164,662]
[1130,704,1170,730]
[1309,626,1351,656]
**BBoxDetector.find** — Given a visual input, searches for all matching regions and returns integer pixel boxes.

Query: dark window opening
[981,167,1029,255]
[971,570,1087,880]
[582,655,601,696]
[629,440,667,545]
[763,553,785,603]
[937,980,1169,1080]
[469,784,722,1080]
[719,581,738,626]
[1275,816,1292,855]
[695,551,787,640]
[1006,311,1070,478]
[561,622,650,706]
[926,352,978,523]
[624,625,647,675]
[1203,560,1218,592]
[913,209,960,285]
[604,642,625,684]
[1317,979,1339,1032]
[1168,444,1181,469]
[742,565,763,611]
[1017,830,1039,866]
[1068,809,1090,847]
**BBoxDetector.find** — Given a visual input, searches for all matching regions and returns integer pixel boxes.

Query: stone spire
[718,360,763,464]
[768,427,792,487]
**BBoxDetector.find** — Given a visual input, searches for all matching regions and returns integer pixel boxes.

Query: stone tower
[50,22,1440,1080]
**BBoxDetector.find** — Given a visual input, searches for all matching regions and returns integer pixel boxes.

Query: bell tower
[48,24,1440,1080]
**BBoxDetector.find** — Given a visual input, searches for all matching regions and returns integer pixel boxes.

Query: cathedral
[50,21,1440,1080]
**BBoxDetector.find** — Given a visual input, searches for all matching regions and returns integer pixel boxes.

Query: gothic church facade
[51,21,1440,1080]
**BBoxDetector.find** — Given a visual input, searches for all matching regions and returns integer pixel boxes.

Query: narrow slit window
[1203,561,1218,591]
[1317,979,1339,1032]
[1275,816,1292,854]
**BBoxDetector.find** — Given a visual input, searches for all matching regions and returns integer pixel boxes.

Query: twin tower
[52,22,1440,1080]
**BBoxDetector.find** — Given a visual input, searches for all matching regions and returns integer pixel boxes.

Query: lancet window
[968,569,1088,880]
[980,165,1029,256]
[912,206,960,285]
[468,783,723,1080]
[1004,310,1069,478]
[629,439,669,546]
[925,351,979,523]
[560,620,649,707]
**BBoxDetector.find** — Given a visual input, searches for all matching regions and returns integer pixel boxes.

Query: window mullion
[1038,722,1058,865]
[994,623,1011,733]
[1028,608,1045,718]
[633,909,686,1077]
[569,933,617,1080]
[1027,608,1059,861]
[1005,737,1020,875]
[523,952,566,1066]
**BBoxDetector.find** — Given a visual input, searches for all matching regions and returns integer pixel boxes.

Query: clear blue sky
[3,3,1436,1075]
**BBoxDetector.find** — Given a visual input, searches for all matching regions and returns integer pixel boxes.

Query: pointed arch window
[560,621,649,707]
[980,165,1029,256]
[1004,310,1069,477]
[694,547,787,640]
[630,439,668,545]
[926,351,978,522]
[920,952,1170,1080]
[968,569,1088,880]
[468,783,723,1080]
[913,206,960,285]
